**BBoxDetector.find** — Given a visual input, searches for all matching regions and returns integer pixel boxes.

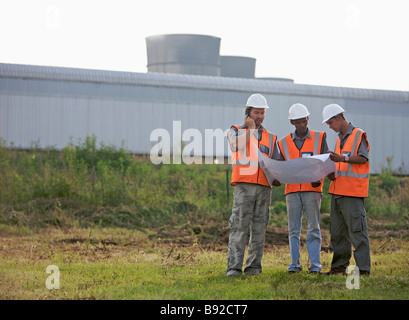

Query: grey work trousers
[330,195,371,273]
[226,183,271,275]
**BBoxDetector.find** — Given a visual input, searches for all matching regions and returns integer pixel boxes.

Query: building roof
[1,62,408,102]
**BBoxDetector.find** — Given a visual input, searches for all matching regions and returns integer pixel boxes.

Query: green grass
[0,135,234,229]
[1,136,409,300]
[1,227,408,300]
[1,135,409,231]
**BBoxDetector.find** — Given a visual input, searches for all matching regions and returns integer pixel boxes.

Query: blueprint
[258,151,336,186]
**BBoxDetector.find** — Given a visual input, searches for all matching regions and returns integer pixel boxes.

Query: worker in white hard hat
[322,104,371,276]
[226,93,281,276]
[277,103,329,274]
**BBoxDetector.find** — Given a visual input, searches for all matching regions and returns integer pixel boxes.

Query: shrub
[1,140,408,230]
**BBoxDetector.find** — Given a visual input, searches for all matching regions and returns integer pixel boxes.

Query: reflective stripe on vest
[278,130,324,194]
[229,125,277,187]
[329,128,370,197]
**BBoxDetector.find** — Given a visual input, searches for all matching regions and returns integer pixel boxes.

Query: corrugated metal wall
[1,63,408,173]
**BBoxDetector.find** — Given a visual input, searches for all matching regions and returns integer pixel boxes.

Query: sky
[1,0,408,92]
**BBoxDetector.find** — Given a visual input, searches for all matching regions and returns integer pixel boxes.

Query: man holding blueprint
[262,103,330,274]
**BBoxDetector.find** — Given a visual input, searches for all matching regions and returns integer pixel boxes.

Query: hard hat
[246,93,269,109]
[288,103,310,120]
[322,104,345,123]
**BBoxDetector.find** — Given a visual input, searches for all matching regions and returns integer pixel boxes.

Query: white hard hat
[322,104,345,123]
[246,93,269,108]
[288,103,310,120]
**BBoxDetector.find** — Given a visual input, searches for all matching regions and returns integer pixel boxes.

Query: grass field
[1,138,408,301]
[1,219,408,300]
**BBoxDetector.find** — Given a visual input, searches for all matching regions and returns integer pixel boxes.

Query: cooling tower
[146,34,221,76]
[220,56,256,78]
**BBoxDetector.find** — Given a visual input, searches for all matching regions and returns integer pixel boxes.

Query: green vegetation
[0,135,232,230]
[2,135,408,231]
[1,228,408,300]
[1,136,408,300]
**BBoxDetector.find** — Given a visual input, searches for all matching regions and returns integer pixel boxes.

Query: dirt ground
[144,215,408,253]
[147,222,291,251]
[1,215,407,262]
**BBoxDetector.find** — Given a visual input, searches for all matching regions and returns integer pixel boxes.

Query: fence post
[225,169,230,219]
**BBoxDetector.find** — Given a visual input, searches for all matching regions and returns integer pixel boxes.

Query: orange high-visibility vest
[228,125,277,187]
[278,130,325,195]
[329,128,370,198]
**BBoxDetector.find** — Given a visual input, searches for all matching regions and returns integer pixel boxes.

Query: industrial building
[1,34,408,173]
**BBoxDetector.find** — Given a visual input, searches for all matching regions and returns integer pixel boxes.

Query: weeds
[1,227,408,300]
[0,133,408,300]
[0,136,232,229]
[0,136,408,232]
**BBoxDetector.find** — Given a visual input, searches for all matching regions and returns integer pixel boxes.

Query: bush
[65,135,133,173]
[271,201,287,215]
[1,141,408,230]
[0,136,234,229]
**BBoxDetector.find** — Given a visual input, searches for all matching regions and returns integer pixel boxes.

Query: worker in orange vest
[322,104,371,276]
[226,93,281,276]
[277,103,329,274]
